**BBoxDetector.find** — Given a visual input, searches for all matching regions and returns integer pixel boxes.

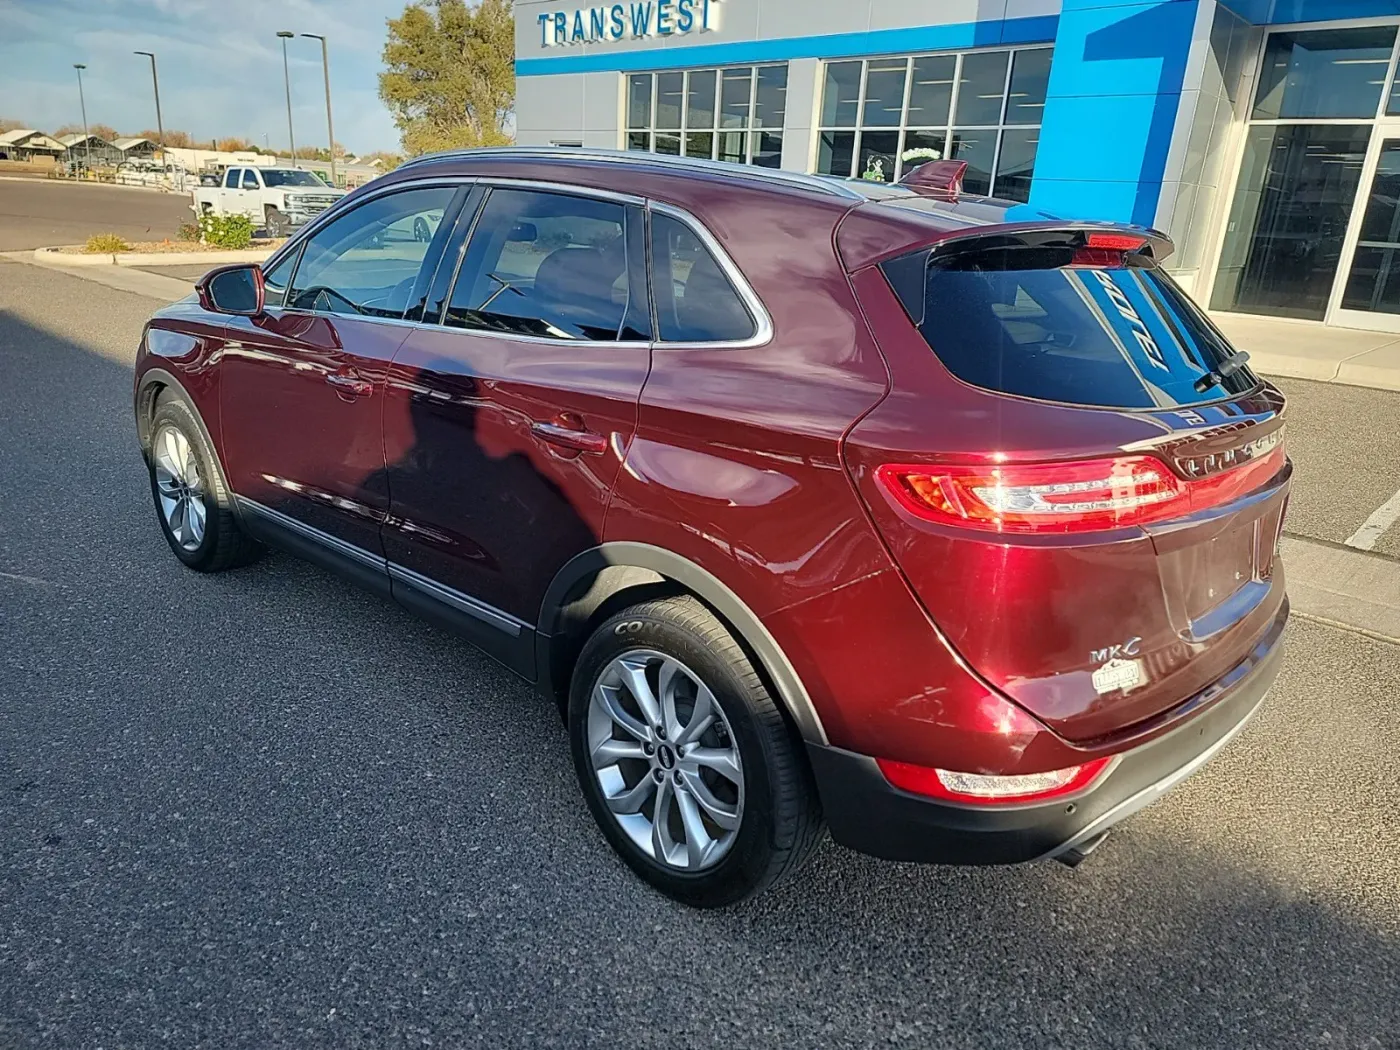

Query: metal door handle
[530,421,608,455]
[325,372,373,398]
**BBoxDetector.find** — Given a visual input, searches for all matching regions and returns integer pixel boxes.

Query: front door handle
[530,421,608,455]
[325,371,373,398]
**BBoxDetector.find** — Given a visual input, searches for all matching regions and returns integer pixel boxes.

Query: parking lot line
[1345,487,1400,551]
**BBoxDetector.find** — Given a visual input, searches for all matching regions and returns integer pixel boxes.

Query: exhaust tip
[1055,830,1111,868]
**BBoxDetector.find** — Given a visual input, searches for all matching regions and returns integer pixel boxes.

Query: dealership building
[515,0,1400,332]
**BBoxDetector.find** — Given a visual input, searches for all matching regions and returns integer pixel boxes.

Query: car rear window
[881,245,1257,409]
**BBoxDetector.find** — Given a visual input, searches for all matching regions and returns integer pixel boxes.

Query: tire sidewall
[147,399,223,570]
[569,606,786,906]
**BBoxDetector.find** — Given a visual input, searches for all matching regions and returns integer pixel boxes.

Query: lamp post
[73,63,89,172]
[301,33,336,187]
[133,51,165,161]
[276,31,297,167]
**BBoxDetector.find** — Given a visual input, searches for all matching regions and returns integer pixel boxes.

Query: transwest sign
[537,0,720,46]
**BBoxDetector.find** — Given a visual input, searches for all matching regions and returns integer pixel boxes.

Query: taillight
[1085,231,1148,252]
[877,446,1286,535]
[877,456,1184,533]
[877,756,1117,805]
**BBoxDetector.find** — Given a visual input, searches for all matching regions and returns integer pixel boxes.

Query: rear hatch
[844,228,1290,745]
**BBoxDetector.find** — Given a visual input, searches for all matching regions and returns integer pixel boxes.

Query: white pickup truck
[190,166,346,236]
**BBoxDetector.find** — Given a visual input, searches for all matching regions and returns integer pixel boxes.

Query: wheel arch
[136,368,225,481]
[536,543,828,745]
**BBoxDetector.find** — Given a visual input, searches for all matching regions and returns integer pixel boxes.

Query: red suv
[134,148,1289,907]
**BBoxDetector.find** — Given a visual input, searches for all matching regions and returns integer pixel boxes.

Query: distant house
[57,133,124,168]
[112,137,159,161]
[0,129,65,162]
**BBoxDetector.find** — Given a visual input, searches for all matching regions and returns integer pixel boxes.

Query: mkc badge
[1090,636,1146,695]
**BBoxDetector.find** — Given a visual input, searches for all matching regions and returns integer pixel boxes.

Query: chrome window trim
[647,200,774,351]
[235,496,528,637]
[472,176,646,207]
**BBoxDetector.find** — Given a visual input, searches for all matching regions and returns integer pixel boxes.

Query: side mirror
[199,264,265,316]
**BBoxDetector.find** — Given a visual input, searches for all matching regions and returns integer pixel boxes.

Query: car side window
[224,168,240,189]
[241,169,260,190]
[442,187,649,342]
[285,186,457,319]
[261,247,301,309]
[650,212,758,343]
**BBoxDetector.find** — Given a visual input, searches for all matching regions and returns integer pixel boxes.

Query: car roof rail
[396,146,868,201]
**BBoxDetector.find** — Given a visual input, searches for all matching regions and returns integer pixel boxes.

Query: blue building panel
[1031,0,1198,226]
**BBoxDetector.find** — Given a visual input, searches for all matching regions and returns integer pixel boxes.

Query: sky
[0,0,408,154]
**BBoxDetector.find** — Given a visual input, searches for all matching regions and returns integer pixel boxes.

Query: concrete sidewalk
[1212,312,1400,393]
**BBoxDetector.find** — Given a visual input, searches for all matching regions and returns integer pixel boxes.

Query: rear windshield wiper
[1194,350,1252,393]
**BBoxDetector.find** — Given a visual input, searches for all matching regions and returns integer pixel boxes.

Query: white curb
[33,245,273,267]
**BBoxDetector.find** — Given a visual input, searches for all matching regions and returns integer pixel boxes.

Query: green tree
[379,0,514,157]
[359,150,405,170]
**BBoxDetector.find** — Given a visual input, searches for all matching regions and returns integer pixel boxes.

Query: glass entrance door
[1334,130,1400,330]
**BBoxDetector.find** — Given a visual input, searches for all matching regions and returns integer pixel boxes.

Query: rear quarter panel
[605,182,894,622]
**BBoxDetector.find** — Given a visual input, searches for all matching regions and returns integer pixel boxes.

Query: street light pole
[276,31,297,168]
[301,33,336,187]
[73,63,89,172]
[133,51,165,161]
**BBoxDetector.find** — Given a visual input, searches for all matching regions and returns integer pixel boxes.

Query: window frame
[646,200,771,350]
[258,175,773,350]
[274,178,469,326]
[436,181,649,345]
[813,44,1051,199]
[224,168,241,189]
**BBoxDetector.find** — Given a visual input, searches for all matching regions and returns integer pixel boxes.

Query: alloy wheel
[587,649,745,871]
[152,424,207,551]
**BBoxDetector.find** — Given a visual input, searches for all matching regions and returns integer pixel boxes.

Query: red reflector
[1086,232,1148,251]
[877,756,1116,805]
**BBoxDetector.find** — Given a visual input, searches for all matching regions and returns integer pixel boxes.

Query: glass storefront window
[1211,124,1371,320]
[955,51,1010,126]
[1343,140,1400,313]
[907,56,955,128]
[863,59,908,127]
[822,62,862,126]
[656,72,684,130]
[1253,28,1397,120]
[814,47,1048,191]
[995,128,1039,203]
[948,128,996,195]
[754,65,787,129]
[625,65,786,167]
[1005,48,1052,125]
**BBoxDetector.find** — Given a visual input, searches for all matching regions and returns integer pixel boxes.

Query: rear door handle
[325,371,373,398]
[530,421,608,455]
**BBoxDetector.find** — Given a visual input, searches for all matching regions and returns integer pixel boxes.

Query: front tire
[569,596,824,907]
[146,396,261,572]
[264,206,290,238]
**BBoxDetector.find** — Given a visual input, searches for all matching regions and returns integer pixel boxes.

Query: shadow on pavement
[0,311,1395,1050]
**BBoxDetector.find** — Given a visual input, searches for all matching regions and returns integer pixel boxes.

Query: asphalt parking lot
[2,197,1399,1047]
[0,178,190,252]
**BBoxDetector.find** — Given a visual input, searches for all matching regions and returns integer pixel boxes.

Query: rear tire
[146,395,262,572]
[569,596,824,907]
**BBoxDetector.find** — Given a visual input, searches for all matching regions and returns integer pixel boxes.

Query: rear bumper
[807,609,1285,865]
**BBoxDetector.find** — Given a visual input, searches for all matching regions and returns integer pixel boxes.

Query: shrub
[177,221,200,242]
[84,232,130,254]
[197,212,254,250]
